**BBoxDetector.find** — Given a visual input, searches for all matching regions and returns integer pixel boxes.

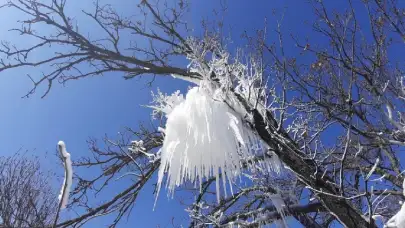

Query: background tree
[0,0,404,227]
[0,153,58,228]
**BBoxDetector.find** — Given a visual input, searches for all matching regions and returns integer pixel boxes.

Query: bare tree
[0,0,405,227]
[0,154,58,228]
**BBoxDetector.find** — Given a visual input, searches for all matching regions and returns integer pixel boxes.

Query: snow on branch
[57,141,73,210]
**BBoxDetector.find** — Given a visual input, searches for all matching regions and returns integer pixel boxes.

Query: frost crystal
[149,89,185,119]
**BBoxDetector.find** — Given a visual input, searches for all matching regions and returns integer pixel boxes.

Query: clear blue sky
[0,0,395,227]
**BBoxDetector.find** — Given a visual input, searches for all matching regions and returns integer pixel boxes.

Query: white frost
[58,141,73,210]
[148,89,185,119]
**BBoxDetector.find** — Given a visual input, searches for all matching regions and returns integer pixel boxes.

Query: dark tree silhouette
[0,154,58,228]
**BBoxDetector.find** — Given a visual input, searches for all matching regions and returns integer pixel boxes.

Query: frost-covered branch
[57,141,73,210]
[53,141,73,228]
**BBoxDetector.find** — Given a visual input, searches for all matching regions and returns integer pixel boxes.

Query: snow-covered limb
[366,158,380,181]
[57,141,73,210]
[171,73,200,85]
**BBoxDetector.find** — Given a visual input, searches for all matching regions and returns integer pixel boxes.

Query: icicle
[268,194,288,228]
[151,42,290,208]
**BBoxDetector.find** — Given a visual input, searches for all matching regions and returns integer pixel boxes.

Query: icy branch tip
[58,141,69,157]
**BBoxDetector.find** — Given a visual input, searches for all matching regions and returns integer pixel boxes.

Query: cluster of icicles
[154,84,283,204]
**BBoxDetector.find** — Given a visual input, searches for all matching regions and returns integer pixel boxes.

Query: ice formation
[268,194,288,228]
[57,141,72,209]
[154,85,281,203]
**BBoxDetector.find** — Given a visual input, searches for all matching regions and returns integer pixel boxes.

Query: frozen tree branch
[53,141,72,228]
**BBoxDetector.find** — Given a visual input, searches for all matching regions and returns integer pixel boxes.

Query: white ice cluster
[153,82,283,205]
